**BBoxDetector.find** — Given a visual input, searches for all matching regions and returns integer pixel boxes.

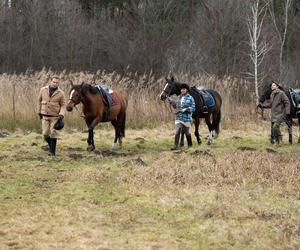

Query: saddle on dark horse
[289,88,300,115]
[191,86,215,113]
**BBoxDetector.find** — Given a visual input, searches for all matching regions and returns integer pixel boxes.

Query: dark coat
[263,89,290,123]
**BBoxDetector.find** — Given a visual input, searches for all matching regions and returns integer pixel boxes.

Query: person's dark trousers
[49,138,57,156]
[272,122,282,144]
[180,129,185,147]
[182,126,192,147]
[270,122,275,144]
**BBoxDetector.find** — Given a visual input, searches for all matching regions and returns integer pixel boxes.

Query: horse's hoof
[197,140,202,145]
[87,145,95,151]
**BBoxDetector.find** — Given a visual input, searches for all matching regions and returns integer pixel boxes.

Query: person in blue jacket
[170,84,196,150]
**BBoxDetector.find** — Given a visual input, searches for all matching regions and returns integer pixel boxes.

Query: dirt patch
[67,146,84,152]
[237,146,256,151]
[232,136,242,140]
[266,148,278,154]
[69,153,83,160]
[94,149,130,157]
[190,150,213,157]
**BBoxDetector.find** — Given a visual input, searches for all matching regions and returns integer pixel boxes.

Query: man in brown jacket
[37,76,66,156]
[258,81,290,144]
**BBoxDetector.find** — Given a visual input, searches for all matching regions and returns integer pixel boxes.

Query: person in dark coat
[258,81,290,144]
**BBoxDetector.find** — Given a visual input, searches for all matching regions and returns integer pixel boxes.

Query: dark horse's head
[159,77,182,101]
[66,81,90,112]
[259,81,285,103]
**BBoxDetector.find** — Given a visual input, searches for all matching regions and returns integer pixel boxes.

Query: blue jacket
[175,94,195,122]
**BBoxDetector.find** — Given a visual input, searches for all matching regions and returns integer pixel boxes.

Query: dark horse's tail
[209,89,222,135]
[215,110,221,135]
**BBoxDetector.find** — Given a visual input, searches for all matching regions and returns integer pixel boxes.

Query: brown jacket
[263,89,290,123]
[37,86,66,117]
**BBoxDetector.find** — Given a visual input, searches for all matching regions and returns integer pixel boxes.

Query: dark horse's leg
[298,117,300,143]
[212,109,221,138]
[286,116,293,144]
[205,114,214,145]
[194,117,202,145]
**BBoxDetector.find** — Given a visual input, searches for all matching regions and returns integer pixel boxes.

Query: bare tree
[247,0,270,103]
[269,0,293,79]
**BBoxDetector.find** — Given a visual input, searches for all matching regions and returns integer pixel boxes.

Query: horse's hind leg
[298,118,300,143]
[194,117,202,145]
[205,115,214,145]
[286,119,292,144]
[111,120,120,149]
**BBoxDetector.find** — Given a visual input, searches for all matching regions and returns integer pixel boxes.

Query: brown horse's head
[66,82,83,112]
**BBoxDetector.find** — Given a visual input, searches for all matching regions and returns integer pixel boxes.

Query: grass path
[0,125,299,249]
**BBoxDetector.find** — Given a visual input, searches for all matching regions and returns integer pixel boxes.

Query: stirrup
[202,106,208,113]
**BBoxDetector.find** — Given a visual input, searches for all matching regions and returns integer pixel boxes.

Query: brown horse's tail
[121,112,126,137]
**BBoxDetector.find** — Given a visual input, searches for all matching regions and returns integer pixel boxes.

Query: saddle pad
[201,90,215,108]
[110,92,119,106]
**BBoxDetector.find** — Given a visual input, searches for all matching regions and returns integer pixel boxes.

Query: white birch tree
[247,0,270,103]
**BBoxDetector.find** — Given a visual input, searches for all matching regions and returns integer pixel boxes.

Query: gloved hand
[58,115,64,119]
[38,113,43,119]
[182,108,189,113]
[257,103,263,109]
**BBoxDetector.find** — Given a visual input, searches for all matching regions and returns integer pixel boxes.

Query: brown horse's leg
[111,120,119,145]
[86,116,101,151]
[194,117,202,145]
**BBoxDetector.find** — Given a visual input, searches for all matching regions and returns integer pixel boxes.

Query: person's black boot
[171,132,180,150]
[49,138,57,156]
[187,134,193,147]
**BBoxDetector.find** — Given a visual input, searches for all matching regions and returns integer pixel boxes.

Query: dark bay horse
[259,83,300,144]
[160,77,222,145]
[66,82,128,151]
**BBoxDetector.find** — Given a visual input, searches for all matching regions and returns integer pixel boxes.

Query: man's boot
[49,138,57,156]
[171,132,180,150]
[186,134,193,147]
[43,136,51,152]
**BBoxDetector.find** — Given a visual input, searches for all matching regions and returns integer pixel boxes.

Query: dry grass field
[0,71,299,249]
[0,121,299,249]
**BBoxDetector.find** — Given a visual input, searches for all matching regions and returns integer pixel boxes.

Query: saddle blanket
[200,90,215,108]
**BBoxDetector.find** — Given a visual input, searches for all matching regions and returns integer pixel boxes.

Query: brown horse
[66,82,128,151]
